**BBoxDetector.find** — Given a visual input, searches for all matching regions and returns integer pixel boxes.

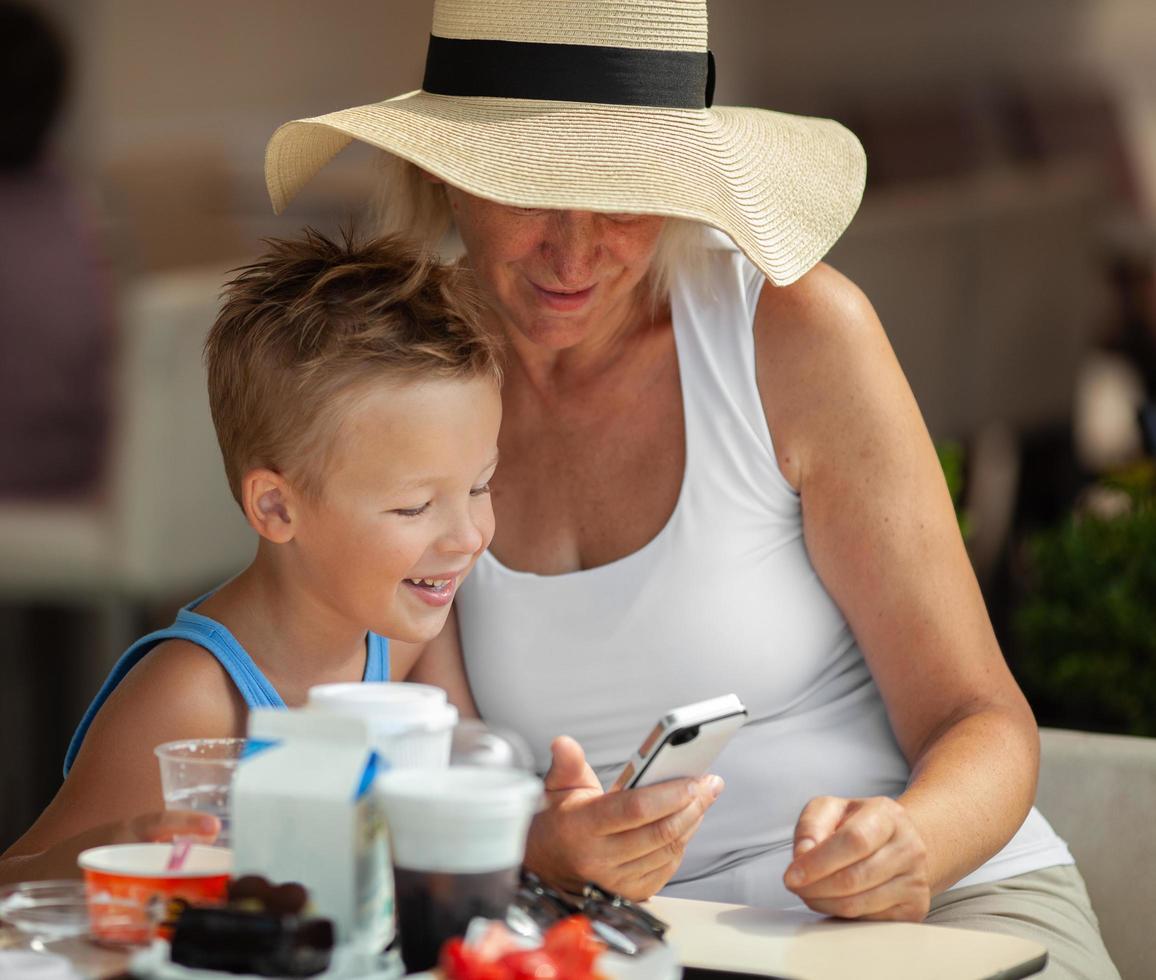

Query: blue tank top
[63,594,390,775]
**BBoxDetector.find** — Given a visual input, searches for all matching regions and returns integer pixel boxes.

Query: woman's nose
[542,211,599,286]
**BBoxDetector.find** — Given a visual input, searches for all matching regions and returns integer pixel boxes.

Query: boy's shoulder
[97,638,249,741]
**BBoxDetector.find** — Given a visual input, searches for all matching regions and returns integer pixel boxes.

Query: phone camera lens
[669,725,700,746]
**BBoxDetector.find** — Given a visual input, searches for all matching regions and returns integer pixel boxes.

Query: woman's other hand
[783,795,931,922]
[523,736,723,902]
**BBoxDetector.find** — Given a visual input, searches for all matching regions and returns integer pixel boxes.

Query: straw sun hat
[264,0,866,287]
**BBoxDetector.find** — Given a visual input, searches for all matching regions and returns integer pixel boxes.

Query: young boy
[0,230,502,882]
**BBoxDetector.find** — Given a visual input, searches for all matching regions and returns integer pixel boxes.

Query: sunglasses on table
[509,871,669,957]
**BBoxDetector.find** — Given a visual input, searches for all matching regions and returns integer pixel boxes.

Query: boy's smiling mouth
[403,575,457,606]
[406,576,451,589]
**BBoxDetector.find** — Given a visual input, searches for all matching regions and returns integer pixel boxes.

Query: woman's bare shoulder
[752,262,896,487]
[754,261,880,353]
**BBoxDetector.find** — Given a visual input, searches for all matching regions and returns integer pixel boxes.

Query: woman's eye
[470,483,492,497]
[391,503,430,517]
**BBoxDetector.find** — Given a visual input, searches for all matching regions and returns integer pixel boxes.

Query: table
[647,896,1048,980]
[3,899,1048,980]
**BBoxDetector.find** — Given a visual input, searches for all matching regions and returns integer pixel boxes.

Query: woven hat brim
[265,92,866,287]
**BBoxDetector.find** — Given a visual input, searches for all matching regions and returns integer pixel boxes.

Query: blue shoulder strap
[65,602,393,777]
[63,606,287,777]
[365,632,391,682]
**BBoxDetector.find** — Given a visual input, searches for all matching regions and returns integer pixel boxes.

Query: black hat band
[422,35,715,110]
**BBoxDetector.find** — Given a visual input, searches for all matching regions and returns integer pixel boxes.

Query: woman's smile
[530,281,597,313]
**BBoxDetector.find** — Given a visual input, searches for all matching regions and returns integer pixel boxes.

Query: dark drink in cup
[392,866,520,972]
[377,769,542,973]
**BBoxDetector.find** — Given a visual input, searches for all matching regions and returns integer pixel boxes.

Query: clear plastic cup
[153,738,246,846]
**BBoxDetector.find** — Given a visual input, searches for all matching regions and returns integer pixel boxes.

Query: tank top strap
[173,606,290,707]
[365,632,391,681]
[669,235,799,512]
[65,600,393,776]
[63,608,286,776]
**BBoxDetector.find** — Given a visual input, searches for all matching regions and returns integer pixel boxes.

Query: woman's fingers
[611,810,710,880]
[784,796,930,923]
[791,795,851,859]
[525,773,722,898]
[571,778,721,883]
[786,798,892,889]
[608,790,715,869]
[800,872,929,921]
[791,838,910,900]
[599,775,723,837]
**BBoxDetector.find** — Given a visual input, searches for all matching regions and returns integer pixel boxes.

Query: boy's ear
[241,468,297,543]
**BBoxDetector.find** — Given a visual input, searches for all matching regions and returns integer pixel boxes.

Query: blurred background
[2,0,1155,849]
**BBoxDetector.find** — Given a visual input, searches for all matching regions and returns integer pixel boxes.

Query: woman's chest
[490,367,685,574]
[458,514,859,772]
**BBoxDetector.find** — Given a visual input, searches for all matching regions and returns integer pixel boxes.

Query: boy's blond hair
[205,229,501,505]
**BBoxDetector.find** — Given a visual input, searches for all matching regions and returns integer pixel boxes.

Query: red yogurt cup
[78,843,231,944]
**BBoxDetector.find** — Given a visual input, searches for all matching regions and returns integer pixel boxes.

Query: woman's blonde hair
[373,155,707,304]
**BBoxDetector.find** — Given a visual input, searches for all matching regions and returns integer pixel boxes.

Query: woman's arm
[753,264,1038,921]
[0,641,243,885]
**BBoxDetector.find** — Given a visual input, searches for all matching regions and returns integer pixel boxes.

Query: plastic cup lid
[308,681,446,706]
[307,682,457,731]
[377,767,543,821]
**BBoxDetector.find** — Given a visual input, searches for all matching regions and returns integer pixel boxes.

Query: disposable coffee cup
[377,768,543,973]
[307,682,458,769]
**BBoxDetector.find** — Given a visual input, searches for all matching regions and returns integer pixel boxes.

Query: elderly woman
[266,2,1117,976]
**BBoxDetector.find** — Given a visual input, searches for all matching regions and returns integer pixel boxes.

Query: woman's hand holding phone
[523,735,724,902]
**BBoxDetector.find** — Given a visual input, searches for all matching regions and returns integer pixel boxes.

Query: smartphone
[612,694,748,791]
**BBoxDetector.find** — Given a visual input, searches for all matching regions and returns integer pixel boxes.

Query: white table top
[646,896,1048,980]
[2,898,1049,980]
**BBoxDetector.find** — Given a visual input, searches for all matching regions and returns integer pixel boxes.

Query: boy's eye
[470,482,491,497]
[391,503,430,518]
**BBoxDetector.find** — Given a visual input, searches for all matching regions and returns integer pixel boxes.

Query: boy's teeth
[409,577,449,587]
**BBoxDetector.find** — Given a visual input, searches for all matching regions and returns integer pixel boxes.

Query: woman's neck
[195,551,369,705]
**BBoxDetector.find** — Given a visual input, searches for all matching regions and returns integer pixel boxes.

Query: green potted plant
[1012,461,1156,736]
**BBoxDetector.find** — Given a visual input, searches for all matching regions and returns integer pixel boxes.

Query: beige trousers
[927,865,1121,980]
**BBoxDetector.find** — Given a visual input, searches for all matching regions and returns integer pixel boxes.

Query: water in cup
[162,784,231,838]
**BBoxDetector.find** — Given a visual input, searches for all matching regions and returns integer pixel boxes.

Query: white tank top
[455,236,1072,908]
